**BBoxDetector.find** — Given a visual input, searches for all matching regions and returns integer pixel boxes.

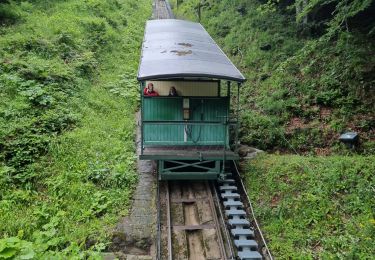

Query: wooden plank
[173,224,215,231]
[171,197,209,203]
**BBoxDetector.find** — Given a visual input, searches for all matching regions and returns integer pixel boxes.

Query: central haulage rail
[159,181,228,259]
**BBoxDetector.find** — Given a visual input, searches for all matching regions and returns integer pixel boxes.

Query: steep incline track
[157,177,267,259]
[159,181,229,259]
[151,1,270,259]
[153,0,174,19]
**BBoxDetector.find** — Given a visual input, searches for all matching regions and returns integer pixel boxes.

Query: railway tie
[219,179,263,260]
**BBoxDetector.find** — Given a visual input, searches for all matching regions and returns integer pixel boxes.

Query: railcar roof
[137,19,246,82]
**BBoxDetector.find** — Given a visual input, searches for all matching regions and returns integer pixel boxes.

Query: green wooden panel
[144,98,183,144]
[143,97,229,146]
[144,124,184,144]
[188,98,228,145]
[190,98,228,121]
[144,97,182,120]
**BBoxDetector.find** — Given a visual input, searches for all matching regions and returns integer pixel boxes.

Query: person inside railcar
[143,83,159,96]
[168,86,178,97]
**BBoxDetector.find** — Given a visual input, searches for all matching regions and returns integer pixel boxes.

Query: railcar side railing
[140,120,238,153]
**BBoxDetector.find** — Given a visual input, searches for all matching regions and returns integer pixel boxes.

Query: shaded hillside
[173,1,375,258]
[173,0,375,154]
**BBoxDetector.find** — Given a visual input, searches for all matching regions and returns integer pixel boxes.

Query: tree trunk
[296,0,308,25]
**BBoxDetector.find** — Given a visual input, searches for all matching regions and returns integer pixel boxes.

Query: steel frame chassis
[158,159,225,180]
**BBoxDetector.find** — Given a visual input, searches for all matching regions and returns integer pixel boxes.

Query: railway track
[157,176,268,259]
[151,1,271,259]
[158,180,230,259]
[153,0,174,19]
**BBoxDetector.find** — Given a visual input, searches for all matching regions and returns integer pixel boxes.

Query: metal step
[228,219,250,226]
[234,239,258,249]
[231,228,254,237]
[219,185,238,191]
[223,200,243,208]
[220,192,240,199]
[218,178,235,184]
[218,174,262,260]
[238,251,263,260]
[225,209,246,216]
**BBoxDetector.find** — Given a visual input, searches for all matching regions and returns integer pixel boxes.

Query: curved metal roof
[137,19,246,82]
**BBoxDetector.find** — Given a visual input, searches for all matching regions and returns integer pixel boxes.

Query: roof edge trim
[137,73,246,83]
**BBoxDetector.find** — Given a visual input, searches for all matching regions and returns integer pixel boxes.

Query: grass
[0,0,151,258]
[172,1,375,257]
[173,0,375,154]
[245,154,375,259]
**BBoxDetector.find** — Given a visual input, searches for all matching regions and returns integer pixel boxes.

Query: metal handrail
[143,120,238,125]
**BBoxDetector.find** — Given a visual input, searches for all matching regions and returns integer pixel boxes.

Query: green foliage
[173,0,375,153]
[245,154,375,258]
[0,0,151,258]
[299,0,374,34]
[0,1,21,26]
[0,234,104,259]
[0,237,34,259]
[241,111,286,150]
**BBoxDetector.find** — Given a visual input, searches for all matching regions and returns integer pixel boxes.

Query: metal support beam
[218,80,221,97]
[163,160,215,171]
[158,159,225,180]
[223,81,231,174]
[227,80,231,97]
[236,82,241,153]
[140,81,144,155]
[160,172,219,180]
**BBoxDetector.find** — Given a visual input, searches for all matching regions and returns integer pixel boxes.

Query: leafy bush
[241,111,286,150]
[0,237,35,259]
[0,2,20,25]
[0,0,150,257]
[173,0,375,153]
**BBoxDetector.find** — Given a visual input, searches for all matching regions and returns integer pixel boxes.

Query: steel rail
[165,0,175,19]
[233,161,274,260]
[205,181,227,259]
[157,179,162,260]
[166,181,173,260]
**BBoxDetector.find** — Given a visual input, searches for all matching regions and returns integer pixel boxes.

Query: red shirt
[143,87,159,96]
